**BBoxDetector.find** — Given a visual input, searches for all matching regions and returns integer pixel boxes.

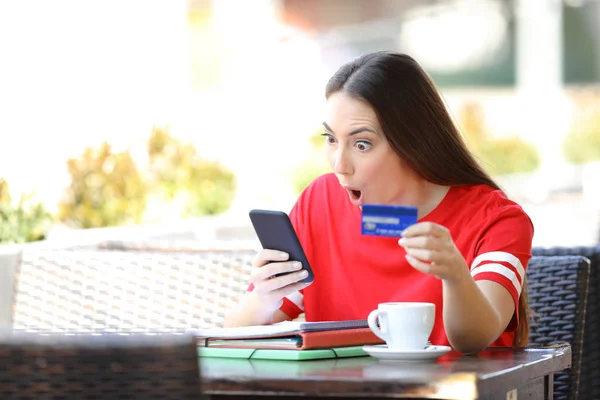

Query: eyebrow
[322,122,376,136]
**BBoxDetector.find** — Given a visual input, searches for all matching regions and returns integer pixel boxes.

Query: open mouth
[350,189,362,200]
[344,187,363,206]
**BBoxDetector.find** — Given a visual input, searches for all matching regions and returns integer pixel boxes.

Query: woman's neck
[392,180,450,219]
[416,183,450,219]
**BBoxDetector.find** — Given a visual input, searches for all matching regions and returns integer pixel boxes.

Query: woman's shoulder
[446,184,534,247]
[298,173,341,199]
[291,173,347,232]
[448,184,531,224]
[311,172,339,188]
[453,184,523,209]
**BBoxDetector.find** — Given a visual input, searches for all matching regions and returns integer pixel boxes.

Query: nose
[332,148,353,176]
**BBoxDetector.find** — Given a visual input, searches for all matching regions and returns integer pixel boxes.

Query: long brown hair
[325,51,529,346]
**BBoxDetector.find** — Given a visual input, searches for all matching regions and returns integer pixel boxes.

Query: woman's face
[323,91,416,207]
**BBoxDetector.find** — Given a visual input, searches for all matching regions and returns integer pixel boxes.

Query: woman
[224,51,534,354]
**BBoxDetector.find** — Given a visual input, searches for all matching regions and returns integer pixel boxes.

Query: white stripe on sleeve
[285,291,304,311]
[471,263,522,296]
[470,251,525,282]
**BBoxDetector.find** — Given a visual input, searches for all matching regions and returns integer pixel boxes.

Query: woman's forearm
[442,274,503,354]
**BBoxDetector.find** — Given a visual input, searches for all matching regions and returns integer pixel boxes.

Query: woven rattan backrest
[527,255,591,400]
[532,246,600,400]
[13,248,256,332]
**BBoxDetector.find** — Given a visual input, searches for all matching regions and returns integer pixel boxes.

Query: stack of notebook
[191,319,384,360]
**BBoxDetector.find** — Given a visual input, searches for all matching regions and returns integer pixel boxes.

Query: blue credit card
[361,204,418,237]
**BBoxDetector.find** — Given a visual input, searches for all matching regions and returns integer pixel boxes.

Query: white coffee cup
[367,302,435,350]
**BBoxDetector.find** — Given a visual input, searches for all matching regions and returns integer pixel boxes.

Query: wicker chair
[12,246,257,332]
[526,255,591,400]
[532,245,600,400]
[0,332,203,399]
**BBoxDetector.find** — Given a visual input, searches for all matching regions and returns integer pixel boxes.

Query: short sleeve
[280,291,304,319]
[470,206,534,331]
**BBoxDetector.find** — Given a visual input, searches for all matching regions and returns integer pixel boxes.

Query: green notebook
[201,352,378,376]
[198,345,367,361]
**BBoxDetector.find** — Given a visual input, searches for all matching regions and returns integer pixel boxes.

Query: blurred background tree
[0,178,53,244]
[458,103,541,176]
[58,143,148,228]
[147,126,236,217]
[291,128,330,195]
[0,178,10,204]
[563,91,600,164]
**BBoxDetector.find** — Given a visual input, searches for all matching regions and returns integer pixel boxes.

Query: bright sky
[0,0,325,214]
[0,0,190,207]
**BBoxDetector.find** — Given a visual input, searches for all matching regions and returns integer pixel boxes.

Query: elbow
[450,341,489,355]
[447,322,503,355]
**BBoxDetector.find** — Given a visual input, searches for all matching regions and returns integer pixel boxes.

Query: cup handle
[367,309,389,342]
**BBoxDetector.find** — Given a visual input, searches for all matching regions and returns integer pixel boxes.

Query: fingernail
[405,254,415,263]
[278,252,289,259]
[292,262,302,270]
[299,270,309,278]
[398,238,406,246]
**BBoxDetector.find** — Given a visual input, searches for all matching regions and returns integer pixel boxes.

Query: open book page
[189,321,305,339]
[207,337,302,348]
[188,319,368,339]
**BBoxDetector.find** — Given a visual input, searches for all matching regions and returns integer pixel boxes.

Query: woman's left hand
[398,222,470,282]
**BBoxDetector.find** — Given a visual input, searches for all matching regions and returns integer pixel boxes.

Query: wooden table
[201,345,571,399]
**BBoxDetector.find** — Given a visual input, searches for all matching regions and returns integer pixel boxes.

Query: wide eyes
[322,133,336,145]
[355,141,371,152]
[321,133,372,152]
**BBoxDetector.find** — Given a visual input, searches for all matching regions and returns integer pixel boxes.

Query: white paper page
[188,319,369,338]
[187,320,305,338]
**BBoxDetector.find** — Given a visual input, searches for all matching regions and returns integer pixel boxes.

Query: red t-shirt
[258,173,534,347]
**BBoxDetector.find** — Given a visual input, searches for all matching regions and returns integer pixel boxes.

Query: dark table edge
[202,345,572,399]
[475,344,571,396]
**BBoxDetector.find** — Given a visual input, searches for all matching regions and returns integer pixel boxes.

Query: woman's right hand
[249,249,311,311]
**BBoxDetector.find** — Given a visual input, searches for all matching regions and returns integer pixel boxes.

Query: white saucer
[362,344,451,362]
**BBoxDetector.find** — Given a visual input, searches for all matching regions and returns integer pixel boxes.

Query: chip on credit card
[361,204,418,237]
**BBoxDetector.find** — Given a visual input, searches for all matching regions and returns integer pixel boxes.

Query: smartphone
[248,209,315,283]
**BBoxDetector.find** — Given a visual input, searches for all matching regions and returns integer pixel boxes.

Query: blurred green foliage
[147,126,236,217]
[57,127,236,228]
[458,103,540,176]
[0,178,53,244]
[563,93,600,164]
[0,178,10,204]
[292,158,330,195]
[292,129,330,195]
[58,143,148,228]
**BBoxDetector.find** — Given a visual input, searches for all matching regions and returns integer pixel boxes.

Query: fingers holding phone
[249,249,310,309]
[248,209,315,284]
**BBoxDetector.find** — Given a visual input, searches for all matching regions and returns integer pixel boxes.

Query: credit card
[361,204,418,237]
